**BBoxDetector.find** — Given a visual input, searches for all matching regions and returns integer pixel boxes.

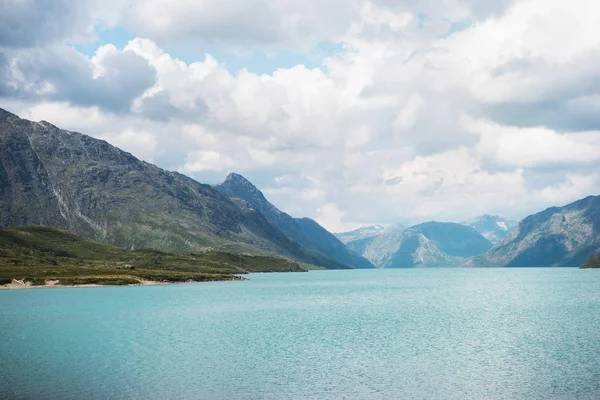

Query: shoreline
[0,276,247,290]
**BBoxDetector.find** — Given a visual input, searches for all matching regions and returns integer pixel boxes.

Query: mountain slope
[410,222,493,258]
[293,218,373,269]
[356,228,461,268]
[335,225,386,244]
[461,215,517,244]
[214,173,373,269]
[0,225,303,286]
[581,253,600,268]
[0,108,346,269]
[463,196,600,268]
[346,222,491,268]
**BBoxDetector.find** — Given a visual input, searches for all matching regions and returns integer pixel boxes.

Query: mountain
[352,227,461,268]
[335,225,386,244]
[346,222,491,268]
[461,215,517,244]
[214,173,373,269]
[0,108,348,269]
[0,225,303,286]
[293,218,373,269]
[463,196,600,268]
[581,253,600,268]
[409,222,493,258]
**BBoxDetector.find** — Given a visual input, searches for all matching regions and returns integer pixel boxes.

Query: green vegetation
[581,253,600,269]
[0,226,305,286]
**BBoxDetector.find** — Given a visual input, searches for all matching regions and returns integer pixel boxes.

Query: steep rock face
[463,196,600,267]
[0,108,347,268]
[334,225,386,244]
[294,218,373,269]
[346,222,491,268]
[215,173,373,269]
[410,222,493,258]
[461,215,517,244]
[358,228,460,268]
[0,110,67,229]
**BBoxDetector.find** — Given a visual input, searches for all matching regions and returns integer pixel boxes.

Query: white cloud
[2,0,600,232]
[100,129,157,163]
[315,203,364,233]
[182,150,236,173]
[464,117,600,167]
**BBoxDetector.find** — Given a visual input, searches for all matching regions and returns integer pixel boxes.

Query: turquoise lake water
[1,268,600,399]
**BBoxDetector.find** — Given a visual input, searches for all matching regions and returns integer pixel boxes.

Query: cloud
[2,0,600,232]
[464,118,600,167]
[0,0,124,48]
[2,44,156,112]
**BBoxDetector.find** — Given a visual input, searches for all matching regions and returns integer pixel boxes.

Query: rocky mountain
[462,196,600,268]
[0,108,350,269]
[461,215,517,244]
[409,222,493,258]
[334,225,386,244]
[346,222,491,268]
[214,173,373,269]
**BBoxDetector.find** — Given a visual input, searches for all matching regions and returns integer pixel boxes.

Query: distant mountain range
[461,215,517,244]
[335,225,386,244]
[214,173,373,269]
[463,196,600,268]
[2,108,599,271]
[344,222,493,268]
[0,108,357,270]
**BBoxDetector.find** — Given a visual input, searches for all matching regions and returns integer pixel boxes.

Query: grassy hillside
[0,226,304,286]
[581,253,600,268]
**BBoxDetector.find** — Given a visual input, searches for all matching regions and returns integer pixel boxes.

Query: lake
[1,268,600,399]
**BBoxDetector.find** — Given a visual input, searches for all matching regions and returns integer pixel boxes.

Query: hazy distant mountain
[214,173,373,269]
[346,222,491,268]
[461,215,517,244]
[293,218,373,269]
[410,222,493,258]
[0,108,349,269]
[463,196,600,268]
[335,225,386,244]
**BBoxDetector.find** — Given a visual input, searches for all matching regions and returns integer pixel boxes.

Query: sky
[1,0,600,232]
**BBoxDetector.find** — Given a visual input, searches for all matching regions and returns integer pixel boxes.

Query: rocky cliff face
[462,196,600,267]
[215,173,373,269]
[346,222,491,268]
[0,108,349,268]
[460,215,517,244]
[334,225,386,244]
[409,222,493,258]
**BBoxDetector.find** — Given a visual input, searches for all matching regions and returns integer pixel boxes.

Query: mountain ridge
[214,173,373,269]
[0,108,349,269]
[345,222,491,268]
[462,196,600,268]
[460,215,517,244]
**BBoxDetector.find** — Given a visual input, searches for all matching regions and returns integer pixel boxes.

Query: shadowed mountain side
[215,173,373,269]
[293,217,373,269]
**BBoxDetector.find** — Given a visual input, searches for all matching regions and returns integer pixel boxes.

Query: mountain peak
[460,215,517,243]
[224,172,253,185]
